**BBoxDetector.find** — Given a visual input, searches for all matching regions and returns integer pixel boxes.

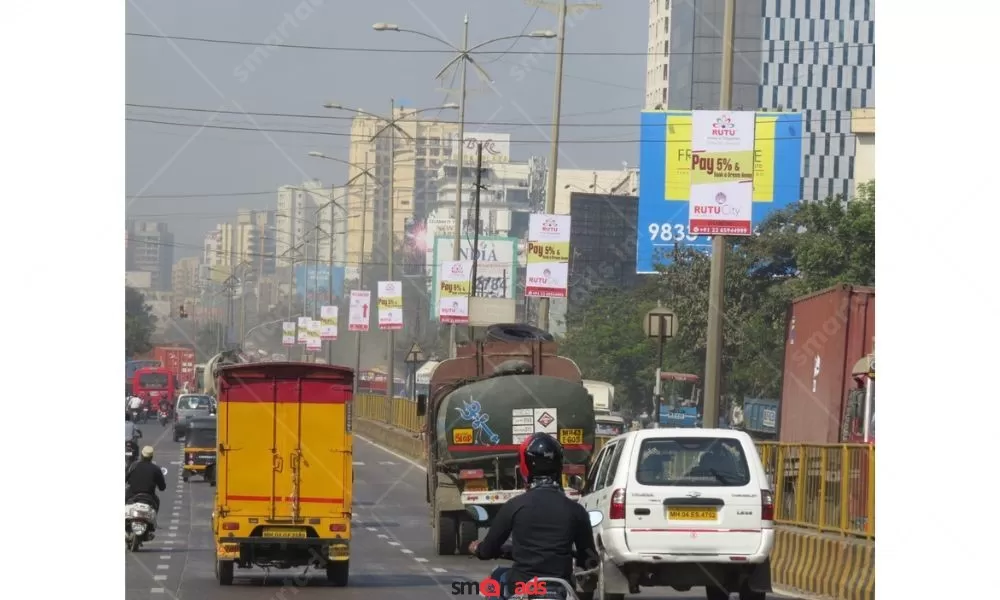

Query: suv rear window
[177,395,211,410]
[635,437,751,487]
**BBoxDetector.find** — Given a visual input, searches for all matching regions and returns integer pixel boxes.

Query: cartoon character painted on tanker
[455,399,501,445]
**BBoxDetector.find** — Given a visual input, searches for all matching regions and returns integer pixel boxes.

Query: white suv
[577,429,774,600]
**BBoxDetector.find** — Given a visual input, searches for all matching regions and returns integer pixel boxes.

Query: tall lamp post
[644,305,676,428]
[320,103,458,416]
[373,20,555,355]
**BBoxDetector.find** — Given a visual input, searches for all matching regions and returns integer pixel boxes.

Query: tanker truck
[415,324,596,556]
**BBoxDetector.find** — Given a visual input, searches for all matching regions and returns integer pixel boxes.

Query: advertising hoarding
[430,235,519,321]
[451,132,511,164]
[295,264,345,302]
[688,110,756,236]
[636,110,803,273]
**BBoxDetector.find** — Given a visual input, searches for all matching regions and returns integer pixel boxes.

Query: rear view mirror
[161,467,168,476]
[588,510,604,527]
[416,394,427,417]
[466,505,489,523]
[568,475,585,492]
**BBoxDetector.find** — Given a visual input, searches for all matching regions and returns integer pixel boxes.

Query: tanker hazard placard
[512,408,559,443]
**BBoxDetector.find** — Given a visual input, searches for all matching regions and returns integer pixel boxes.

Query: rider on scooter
[468,433,598,598]
[126,445,166,515]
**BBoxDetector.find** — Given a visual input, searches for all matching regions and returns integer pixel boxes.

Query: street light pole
[326,186,337,365]
[387,97,397,418]
[355,153,369,394]
[449,15,471,358]
[702,0,736,429]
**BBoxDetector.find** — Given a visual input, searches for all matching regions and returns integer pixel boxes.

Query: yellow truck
[211,363,354,586]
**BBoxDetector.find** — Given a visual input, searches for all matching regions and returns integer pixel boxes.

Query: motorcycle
[464,505,603,600]
[129,408,141,423]
[140,407,150,424]
[125,467,168,552]
[158,409,170,426]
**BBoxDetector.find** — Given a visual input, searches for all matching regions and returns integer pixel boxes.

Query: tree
[126,286,156,357]
[560,186,876,409]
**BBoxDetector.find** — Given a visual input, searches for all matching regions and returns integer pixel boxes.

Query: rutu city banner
[320,305,339,340]
[525,214,571,298]
[688,111,756,236]
[377,281,403,331]
[306,319,322,351]
[281,321,296,347]
[296,316,310,345]
[438,260,472,324]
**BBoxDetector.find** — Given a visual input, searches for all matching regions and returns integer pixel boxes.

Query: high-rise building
[126,221,174,291]
[171,256,201,298]
[345,107,460,266]
[202,225,225,282]
[276,181,328,270]
[644,0,875,200]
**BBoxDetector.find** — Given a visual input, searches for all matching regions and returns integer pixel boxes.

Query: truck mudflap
[461,489,580,505]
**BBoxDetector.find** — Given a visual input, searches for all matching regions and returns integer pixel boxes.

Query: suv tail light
[761,490,775,523]
[609,488,626,520]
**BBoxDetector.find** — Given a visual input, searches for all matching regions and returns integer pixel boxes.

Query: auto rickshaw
[182,416,217,485]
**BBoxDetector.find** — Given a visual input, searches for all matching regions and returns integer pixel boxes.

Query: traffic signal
[178,304,188,319]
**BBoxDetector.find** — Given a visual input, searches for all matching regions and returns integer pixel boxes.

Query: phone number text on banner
[525,214,571,298]
[377,281,404,330]
[688,111,755,236]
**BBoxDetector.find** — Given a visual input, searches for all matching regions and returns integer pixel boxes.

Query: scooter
[464,505,603,600]
[125,467,168,552]
[158,409,170,426]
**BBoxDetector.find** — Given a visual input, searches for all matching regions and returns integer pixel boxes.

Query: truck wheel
[326,560,349,586]
[216,559,234,585]
[458,518,478,555]
[434,513,458,555]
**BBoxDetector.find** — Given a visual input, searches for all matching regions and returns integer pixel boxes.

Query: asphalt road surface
[125,428,798,600]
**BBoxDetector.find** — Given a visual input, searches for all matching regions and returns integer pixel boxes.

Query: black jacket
[474,483,598,585]
[126,460,166,496]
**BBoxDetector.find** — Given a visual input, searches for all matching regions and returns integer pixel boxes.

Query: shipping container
[153,345,197,390]
[742,398,779,436]
[779,284,874,443]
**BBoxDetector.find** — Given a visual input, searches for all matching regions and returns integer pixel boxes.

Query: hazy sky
[125,0,647,256]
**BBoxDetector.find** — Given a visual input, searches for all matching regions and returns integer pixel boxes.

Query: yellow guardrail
[353,394,874,540]
[757,442,874,539]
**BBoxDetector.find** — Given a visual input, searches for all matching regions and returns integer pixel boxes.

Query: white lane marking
[352,461,365,466]
[153,575,167,581]
[160,555,171,560]
[170,461,181,465]
[151,588,165,593]
[172,512,179,517]
[169,526,178,531]
[401,549,414,554]
[167,533,177,537]
[415,557,429,563]
[377,534,389,539]
[432,567,447,573]
[388,541,401,546]
[157,564,170,570]
[378,461,396,465]
[355,435,427,472]
[366,527,377,531]
[163,540,175,545]
[170,520,179,524]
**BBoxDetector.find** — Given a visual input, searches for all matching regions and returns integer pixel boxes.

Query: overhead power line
[126,32,873,58]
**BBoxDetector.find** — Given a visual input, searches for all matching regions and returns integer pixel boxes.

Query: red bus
[132,367,176,412]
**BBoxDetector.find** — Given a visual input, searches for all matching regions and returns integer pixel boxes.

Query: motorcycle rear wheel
[128,533,141,552]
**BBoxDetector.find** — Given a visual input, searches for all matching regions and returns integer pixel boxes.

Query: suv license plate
[667,507,718,521]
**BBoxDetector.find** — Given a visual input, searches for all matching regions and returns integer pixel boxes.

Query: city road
[125,431,797,599]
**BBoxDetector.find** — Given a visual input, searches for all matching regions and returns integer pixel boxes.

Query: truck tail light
[761,489,775,523]
[329,524,346,532]
[459,469,484,480]
[222,522,238,530]
[609,488,626,520]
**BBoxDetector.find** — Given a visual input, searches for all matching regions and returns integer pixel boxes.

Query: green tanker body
[417,326,596,556]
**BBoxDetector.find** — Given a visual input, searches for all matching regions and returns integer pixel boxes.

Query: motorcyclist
[469,433,598,598]
[126,445,166,514]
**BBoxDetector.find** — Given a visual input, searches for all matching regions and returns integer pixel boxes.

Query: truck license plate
[463,479,488,492]
[262,528,307,538]
[559,429,583,444]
